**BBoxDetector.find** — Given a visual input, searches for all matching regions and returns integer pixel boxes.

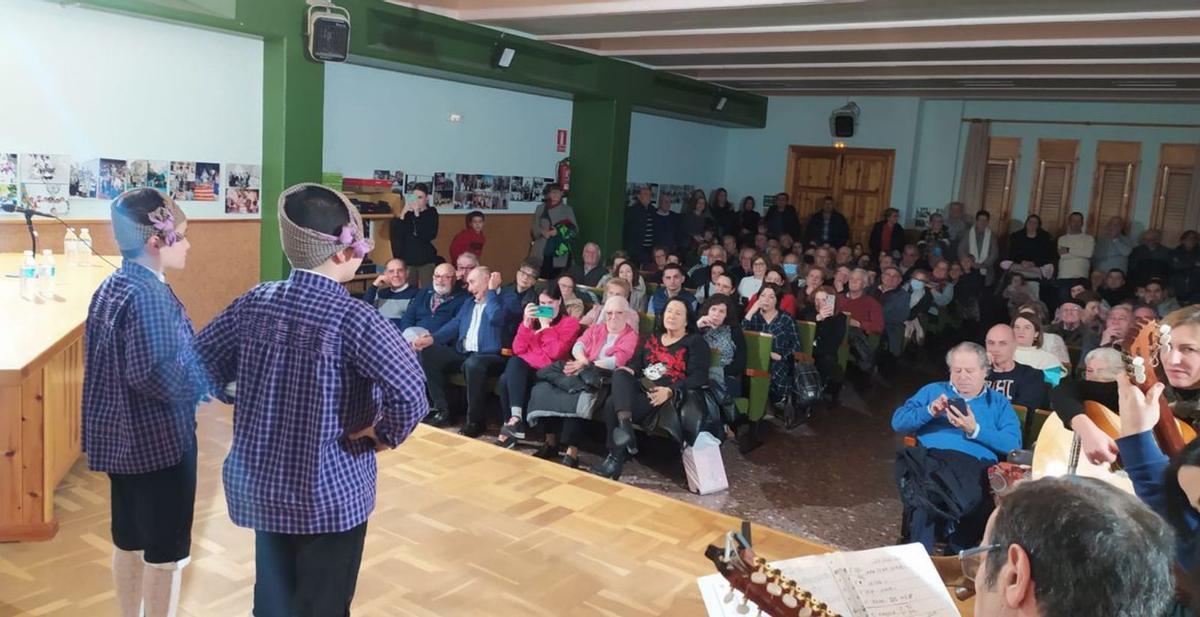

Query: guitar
[704,529,840,617]
[1122,317,1195,458]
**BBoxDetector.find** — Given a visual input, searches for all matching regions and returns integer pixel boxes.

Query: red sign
[556,129,568,153]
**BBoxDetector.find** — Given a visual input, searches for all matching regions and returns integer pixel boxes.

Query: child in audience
[449,210,486,265]
[83,188,209,617]
[195,183,428,616]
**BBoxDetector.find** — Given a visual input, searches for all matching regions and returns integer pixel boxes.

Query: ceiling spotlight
[493,45,516,69]
[713,95,728,112]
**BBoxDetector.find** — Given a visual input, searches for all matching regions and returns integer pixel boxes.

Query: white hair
[1084,347,1124,381]
[946,341,990,370]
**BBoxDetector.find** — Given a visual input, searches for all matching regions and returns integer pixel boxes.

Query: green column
[569,96,632,257]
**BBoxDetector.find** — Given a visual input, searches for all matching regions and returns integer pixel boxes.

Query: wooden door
[785,146,894,248]
[1029,139,1079,236]
[1086,141,1140,235]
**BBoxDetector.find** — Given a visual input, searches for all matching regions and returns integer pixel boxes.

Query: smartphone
[946,397,968,415]
[535,305,555,319]
[824,295,836,310]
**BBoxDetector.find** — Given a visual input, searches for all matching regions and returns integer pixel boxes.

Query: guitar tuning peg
[1161,324,1172,335]
[1132,356,1145,367]
[751,570,768,585]
[782,593,799,609]
[767,580,783,597]
[1161,333,1172,346]
[798,605,814,617]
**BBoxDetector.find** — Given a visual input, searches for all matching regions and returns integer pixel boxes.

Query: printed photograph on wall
[146,160,170,191]
[21,153,70,184]
[193,162,220,201]
[226,187,260,214]
[624,182,660,206]
[69,159,98,198]
[432,172,455,208]
[0,153,18,184]
[913,207,933,229]
[0,183,17,208]
[21,182,69,215]
[98,158,129,199]
[227,163,261,189]
[375,169,404,192]
[128,159,149,188]
[657,184,694,212]
[509,176,541,203]
[169,161,196,201]
[454,189,508,211]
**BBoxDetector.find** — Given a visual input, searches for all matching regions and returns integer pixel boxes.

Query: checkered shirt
[194,269,428,534]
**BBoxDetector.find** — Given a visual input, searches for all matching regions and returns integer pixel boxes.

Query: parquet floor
[0,403,853,617]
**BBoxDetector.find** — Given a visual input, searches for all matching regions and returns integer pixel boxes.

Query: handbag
[792,360,823,409]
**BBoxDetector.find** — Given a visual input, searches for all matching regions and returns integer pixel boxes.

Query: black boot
[735,421,762,455]
[424,409,451,427]
[589,449,628,481]
[611,416,638,455]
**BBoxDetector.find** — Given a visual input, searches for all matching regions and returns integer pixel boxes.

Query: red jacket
[837,293,884,335]
[512,316,580,369]
[449,228,486,264]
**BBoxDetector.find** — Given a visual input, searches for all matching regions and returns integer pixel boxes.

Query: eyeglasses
[958,544,1001,582]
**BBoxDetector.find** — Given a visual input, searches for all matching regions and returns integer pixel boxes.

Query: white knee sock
[142,558,188,617]
[112,548,145,617]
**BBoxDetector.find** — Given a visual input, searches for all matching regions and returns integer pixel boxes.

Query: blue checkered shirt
[82,262,206,474]
[194,269,428,534]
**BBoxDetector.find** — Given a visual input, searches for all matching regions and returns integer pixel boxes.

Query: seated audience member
[1144,277,1181,318]
[919,213,951,258]
[687,245,726,289]
[496,287,580,449]
[398,262,467,335]
[728,247,755,283]
[501,258,542,344]
[617,260,648,313]
[556,274,587,320]
[782,253,802,283]
[449,210,486,265]
[596,251,628,287]
[647,263,697,322]
[839,268,885,336]
[1002,273,1037,318]
[790,266,823,316]
[414,267,517,435]
[644,246,670,285]
[1012,311,1069,385]
[590,298,710,480]
[697,294,746,399]
[748,266,798,317]
[984,324,1048,414]
[1078,303,1135,368]
[1169,229,1199,304]
[958,210,1000,285]
[893,342,1021,554]
[1134,303,1159,323]
[927,260,955,315]
[567,242,606,288]
[1006,214,1057,274]
[1099,268,1134,307]
[363,258,418,326]
[811,246,834,272]
[798,286,848,405]
[693,261,727,303]
[1047,297,1088,348]
[832,265,851,295]
[877,267,911,358]
[737,253,767,301]
[743,283,801,409]
[834,245,854,267]
[869,208,905,260]
[968,477,1173,617]
[1049,347,1123,465]
[531,296,639,469]
[898,244,929,279]
[454,251,480,289]
[1076,290,1104,333]
[579,277,639,331]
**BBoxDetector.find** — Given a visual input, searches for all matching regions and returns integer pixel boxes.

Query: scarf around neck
[969,226,992,268]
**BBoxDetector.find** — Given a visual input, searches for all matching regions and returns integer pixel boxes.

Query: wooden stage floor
[0,403,970,616]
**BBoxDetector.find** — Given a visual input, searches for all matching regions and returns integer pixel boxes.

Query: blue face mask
[910,279,926,291]
[782,263,798,278]
[932,246,943,257]
[700,255,710,267]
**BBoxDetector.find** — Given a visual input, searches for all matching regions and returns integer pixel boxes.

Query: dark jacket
[1128,244,1171,287]
[740,209,761,238]
[390,208,439,267]
[869,221,906,259]
[710,204,739,238]
[1007,229,1057,267]
[804,210,850,248]
[651,209,682,252]
[398,287,467,333]
[431,289,520,354]
[1169,245,1200,304]
[622,201,656,265]
[763,205,802,239]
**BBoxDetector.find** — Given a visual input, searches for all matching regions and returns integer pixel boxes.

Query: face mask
[782,263,798,278]
[700,255,710,266]
[910,279,926,291]
[932,247,943,257]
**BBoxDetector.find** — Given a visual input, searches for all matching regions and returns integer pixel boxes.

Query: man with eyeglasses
[500,258,542,345]
[962,476,1172,617]
[398,262,467,337]
[455,251,480,288]
[1046,297,1087,348]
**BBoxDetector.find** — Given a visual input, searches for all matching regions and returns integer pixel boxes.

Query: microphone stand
[23,208,37,254]
[2,204,118,270]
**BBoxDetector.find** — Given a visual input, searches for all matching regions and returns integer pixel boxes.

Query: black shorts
[108,446,197,564]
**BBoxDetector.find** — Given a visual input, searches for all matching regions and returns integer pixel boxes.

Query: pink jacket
[512,316,581,369]
[576,322,639,368]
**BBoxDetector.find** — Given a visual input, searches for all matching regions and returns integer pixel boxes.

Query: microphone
[1,202,118,269]
[1,203,59,218]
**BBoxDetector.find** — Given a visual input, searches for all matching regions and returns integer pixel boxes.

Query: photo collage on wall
[625,182,698,213]
[363,171,555,212]
[0,154,18,209]
[225,163,262,214]
[21,153,71,215]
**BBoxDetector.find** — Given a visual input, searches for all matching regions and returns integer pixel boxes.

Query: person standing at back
[530,182,577,280]
[389,183,439,289]
[1128,229,1172,288]
[1056,212,1095,305]
[763,192,801,239]
[804,195,850,248]
[622,185,656,269]
[195,184,428,617]
[1093,215,1132,275]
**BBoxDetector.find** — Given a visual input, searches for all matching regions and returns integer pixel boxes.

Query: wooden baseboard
[0,519,59,543]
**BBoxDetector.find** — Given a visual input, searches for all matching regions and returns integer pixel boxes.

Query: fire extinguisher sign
[556,129,568,153]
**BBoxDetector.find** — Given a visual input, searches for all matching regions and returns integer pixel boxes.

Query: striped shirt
[194,269,428,534]
[82,261,208,474]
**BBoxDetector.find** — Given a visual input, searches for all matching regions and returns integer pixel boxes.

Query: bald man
[398,262,468,335]
[985,324,1049,413]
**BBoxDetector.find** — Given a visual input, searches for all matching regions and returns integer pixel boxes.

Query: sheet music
[698,543,959,617]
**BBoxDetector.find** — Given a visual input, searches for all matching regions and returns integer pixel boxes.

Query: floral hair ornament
[333,224,372,258]
[147,206,180,246]
[110,189,189,254]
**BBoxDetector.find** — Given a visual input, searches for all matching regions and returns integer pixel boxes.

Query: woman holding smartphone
[743,283,801,407]
[798,286,848,405]
[496,286,580,448]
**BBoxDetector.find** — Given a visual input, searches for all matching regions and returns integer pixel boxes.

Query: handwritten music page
[698,543,959,617]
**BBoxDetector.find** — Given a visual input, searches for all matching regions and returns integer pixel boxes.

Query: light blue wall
[626,111,728,189]
[323,62,572,182]
[721,96,924,213]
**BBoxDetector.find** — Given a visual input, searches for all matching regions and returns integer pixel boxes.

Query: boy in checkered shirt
[194,184,428,616]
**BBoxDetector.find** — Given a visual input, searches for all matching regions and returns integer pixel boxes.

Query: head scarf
[278,183,373,270]
[111,189,187,253]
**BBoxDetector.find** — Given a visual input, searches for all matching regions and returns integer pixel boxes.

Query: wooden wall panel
[369,213,536,282]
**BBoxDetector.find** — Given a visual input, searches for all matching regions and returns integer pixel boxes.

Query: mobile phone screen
[947,397,968,414]
[535,305,555,319]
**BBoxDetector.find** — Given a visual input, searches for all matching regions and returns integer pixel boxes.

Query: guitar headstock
[704,533,840,617]
[1121,317,1186,456]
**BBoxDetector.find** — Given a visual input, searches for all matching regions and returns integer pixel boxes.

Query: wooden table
[0,252,118,541]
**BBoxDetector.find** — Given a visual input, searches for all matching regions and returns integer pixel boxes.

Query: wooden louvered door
[1087,141,1139,235]
[980,137,1020,239]
[785,146,894,249]
[1029,139,1079,236]
[1152,144,1197,247]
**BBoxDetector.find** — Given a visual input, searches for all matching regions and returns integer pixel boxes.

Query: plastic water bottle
[39,249,56,297]
[19,250,37,301]
[77,228,92,265]
[65,228,79,265]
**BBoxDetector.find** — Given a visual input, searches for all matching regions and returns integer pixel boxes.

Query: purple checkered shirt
[82,262,206,474]
[194,269,428,534]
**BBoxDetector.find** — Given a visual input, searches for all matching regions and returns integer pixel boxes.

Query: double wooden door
[785,146,895,249]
